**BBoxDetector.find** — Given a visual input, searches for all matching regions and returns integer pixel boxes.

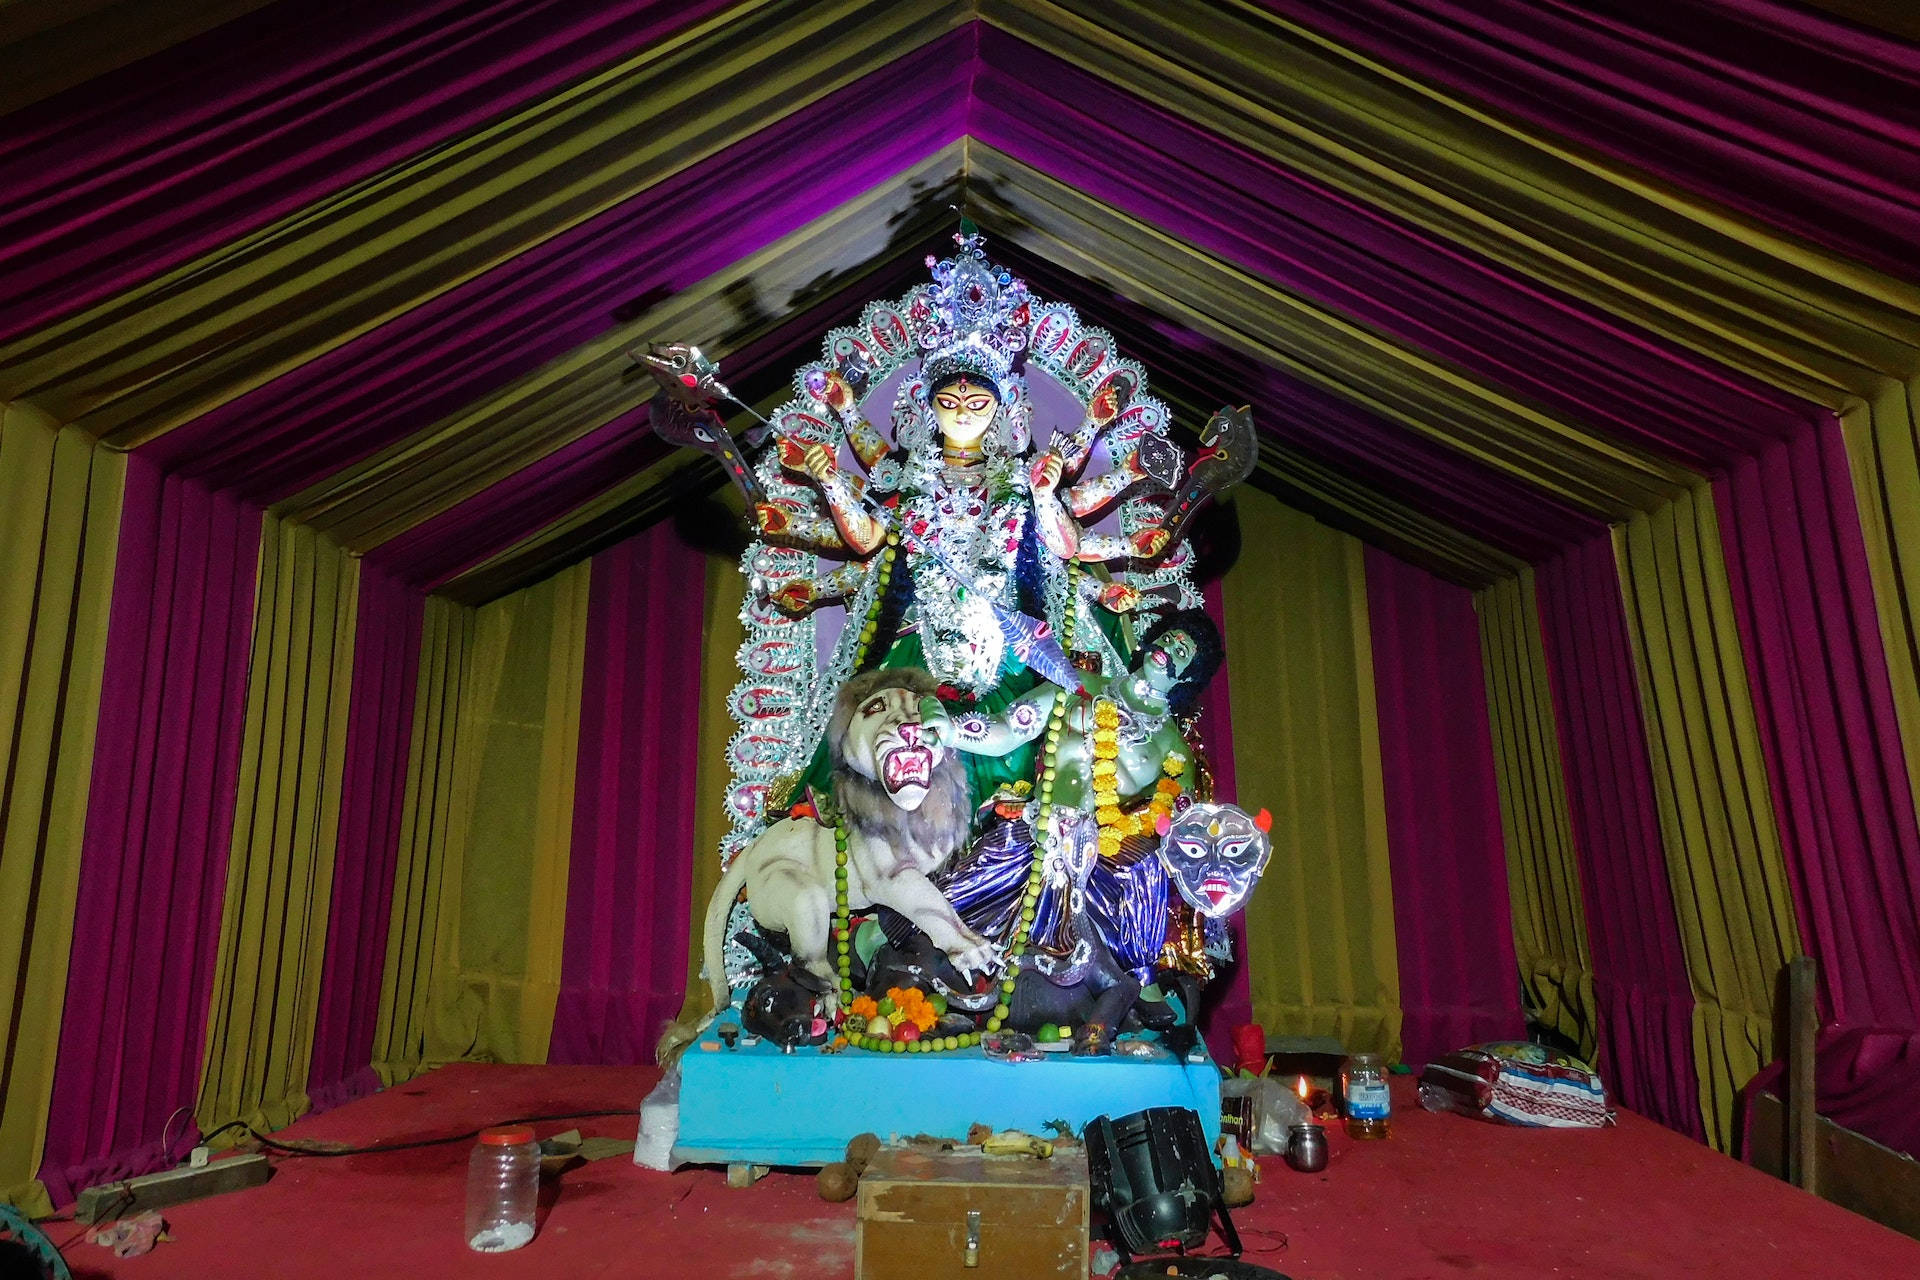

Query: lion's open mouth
[882,745,933,792]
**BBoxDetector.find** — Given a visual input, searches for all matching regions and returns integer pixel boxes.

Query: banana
[979,1130,1054,1158]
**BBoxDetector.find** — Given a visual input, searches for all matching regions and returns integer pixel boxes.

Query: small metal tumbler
[1285,1122,1328,1173]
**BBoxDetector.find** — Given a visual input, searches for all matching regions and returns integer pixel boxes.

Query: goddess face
[929,377,999,449]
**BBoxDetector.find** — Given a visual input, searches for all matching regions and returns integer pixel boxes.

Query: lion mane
[828,667,972,859]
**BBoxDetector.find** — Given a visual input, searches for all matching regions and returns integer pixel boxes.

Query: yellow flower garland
[1089,698,1187,857]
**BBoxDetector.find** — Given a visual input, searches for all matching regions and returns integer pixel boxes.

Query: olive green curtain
[1225,489,1401,1058]
[0,0,965,450]
[1475,570,1597,1059]
[370,596,474,1087]
[675,549,750,1033]
[1838,379,1920,844]
[196,518,360,1136]
[968,145,1687,525]
[421,563,590,1066]
[985,1,1920,823]
[1612,489,1802,1149]
[0,406,123,1215]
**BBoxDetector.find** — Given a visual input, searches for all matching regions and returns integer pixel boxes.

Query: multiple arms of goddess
[756,370,896,613]
[777,370,891,556]
[1029,386,1177,583]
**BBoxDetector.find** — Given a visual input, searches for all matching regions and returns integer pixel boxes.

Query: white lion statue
[700,668,997,1014]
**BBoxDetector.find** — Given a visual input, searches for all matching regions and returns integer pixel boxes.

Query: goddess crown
[911,221,1031,402]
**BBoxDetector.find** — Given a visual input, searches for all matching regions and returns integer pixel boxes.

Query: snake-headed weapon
[1142,405,1256,562]
[637,341,767,504]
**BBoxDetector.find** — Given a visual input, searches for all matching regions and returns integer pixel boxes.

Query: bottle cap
[479,1125,535,1146]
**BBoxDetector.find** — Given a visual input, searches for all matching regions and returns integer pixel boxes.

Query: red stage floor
[49,1062,1920,1279]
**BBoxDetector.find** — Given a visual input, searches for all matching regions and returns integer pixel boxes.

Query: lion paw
[946,939,1002,981]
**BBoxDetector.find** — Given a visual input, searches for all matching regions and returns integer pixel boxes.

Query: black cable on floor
[199,1108,634,1159]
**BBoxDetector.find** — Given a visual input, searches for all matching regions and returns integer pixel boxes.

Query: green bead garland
[831,560,1084,1053]
[844,531,899,672]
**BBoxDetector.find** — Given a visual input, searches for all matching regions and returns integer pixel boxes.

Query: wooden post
[1786,955,1818,1192]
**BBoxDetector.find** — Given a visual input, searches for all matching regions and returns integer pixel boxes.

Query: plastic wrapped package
[1220,1075,1311,1155]
[634,1068,683,1169]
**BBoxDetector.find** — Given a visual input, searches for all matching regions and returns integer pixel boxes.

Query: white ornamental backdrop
[718,285,1205,873]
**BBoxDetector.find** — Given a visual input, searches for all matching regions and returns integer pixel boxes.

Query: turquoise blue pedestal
[674,1028,1222,1168]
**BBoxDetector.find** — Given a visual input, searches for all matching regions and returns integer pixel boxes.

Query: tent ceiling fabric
[1,0,1917,597]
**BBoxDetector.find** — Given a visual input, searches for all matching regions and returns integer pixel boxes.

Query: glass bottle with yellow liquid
[1341,1052,1392,1139]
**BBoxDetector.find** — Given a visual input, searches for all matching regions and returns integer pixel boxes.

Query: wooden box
[856,1145,1090,1280]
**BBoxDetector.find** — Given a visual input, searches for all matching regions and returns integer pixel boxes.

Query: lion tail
[701,848,755,1014]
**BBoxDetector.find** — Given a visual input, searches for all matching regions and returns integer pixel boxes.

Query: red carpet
[51,1063,1920,1279]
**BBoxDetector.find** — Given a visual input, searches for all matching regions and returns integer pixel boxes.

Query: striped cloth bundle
[1419,1043,1614,1129]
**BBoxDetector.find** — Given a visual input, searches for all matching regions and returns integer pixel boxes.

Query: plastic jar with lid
[466,1125,540,1251]
[1341,1052,1392,1140]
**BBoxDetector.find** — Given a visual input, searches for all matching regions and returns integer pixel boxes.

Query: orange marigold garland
[1090,698,1188,857]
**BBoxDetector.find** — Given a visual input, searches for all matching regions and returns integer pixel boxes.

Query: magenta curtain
[546,522,709,1065]
[1197,582,1252,1062]
[0,0,738,341]
[1534,536,1704,1140]
[306,567,424,1114]
[1272,0,1920,283]
[1712,424,1920,1156]
[971,29,1816,474]
[1713,425,1920,1033]
[1363,548,1525,1065]
[141,30,974,506]
[37,462,260,1205]
[998,243,1604,569]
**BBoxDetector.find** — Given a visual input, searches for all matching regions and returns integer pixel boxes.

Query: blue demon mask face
[1158,802,1273,917]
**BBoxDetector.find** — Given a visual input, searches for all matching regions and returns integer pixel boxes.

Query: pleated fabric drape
[0,0,743,342]
[37,459,257,1205]
[1612,490,1803,1149]
[1364,548,1523,1066]
[0,407,123,1217]
[195,518,360,1138]
[1226,491,1401,1059]
[1275,0,1920,280]
[307,567,425,1113]
[421,564,590,1067]
[1717,427,1920,1034]
[1837,379,1920,820]
[548,524,707,1064]
[1534,536,1704,1141]
[1195,580,1252,1062]
[8,0,1920,1201]
[1476,571,1597,1059]
[370,598,473,1088]
[676,552,750,1033]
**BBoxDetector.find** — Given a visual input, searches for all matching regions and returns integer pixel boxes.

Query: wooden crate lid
[861,1144,1088,1190]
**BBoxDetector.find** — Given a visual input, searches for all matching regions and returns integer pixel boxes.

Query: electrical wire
[198,1108,633,1158]
[45,1109,633,1271]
